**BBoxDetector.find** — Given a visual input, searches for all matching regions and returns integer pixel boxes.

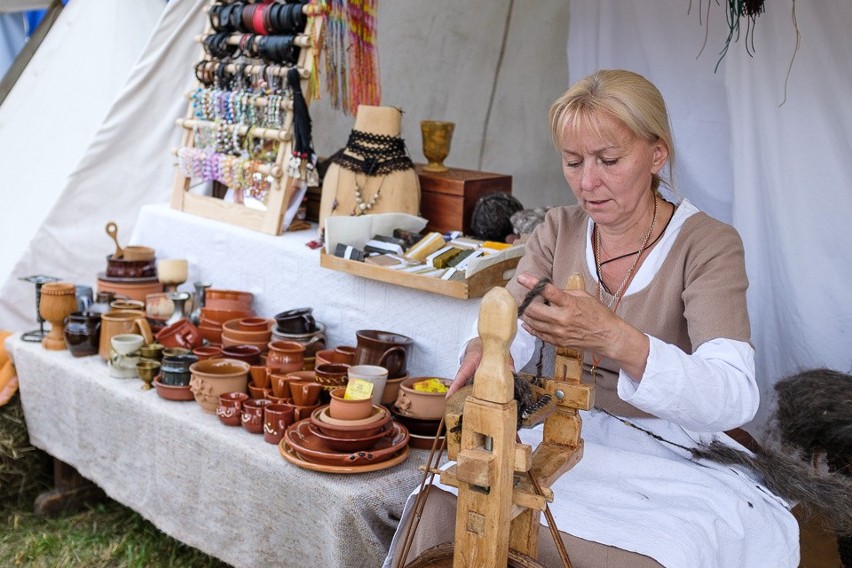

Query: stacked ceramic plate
[279,405,409,473]
[198,289,255,344]
[220,317,273,352]
[97,253,162,302]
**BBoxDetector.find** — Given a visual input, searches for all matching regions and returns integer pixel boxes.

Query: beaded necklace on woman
[589,195,659,379]
[329,129,414,216]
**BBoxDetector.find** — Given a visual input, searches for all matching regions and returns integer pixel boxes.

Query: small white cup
[347,365,389,406]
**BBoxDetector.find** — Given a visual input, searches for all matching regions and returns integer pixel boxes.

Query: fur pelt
[691,441,852,537]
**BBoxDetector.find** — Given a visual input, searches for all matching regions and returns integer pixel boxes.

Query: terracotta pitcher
[99,309,152,361]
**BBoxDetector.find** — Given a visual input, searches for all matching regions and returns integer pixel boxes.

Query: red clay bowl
[153,376,194,401]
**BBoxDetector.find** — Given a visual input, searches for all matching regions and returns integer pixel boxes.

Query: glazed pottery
[394,377,452,420]
[314,348,354,368]
[249,365,269,389]
[290,381,322,407]
[160,353,199,386]
[347,365,389,406]
[241,398,271,434]
[110,298,146,312]
[308,422,392,453]
[153,377,194,401]
[266,340,305,374]
[200,307,255,325]
[221,344,262,365]
[189,358,250,413]
[381,375,408,406]
[270,322,326,363]
[193,345,223,361]
[204,289,253,309]
[64,311,101,357]
[263,403,295,444]
[162,347,191,358]
[155,318,202,350]
[105,254,157,279]
[136,360,160,390]
[39,282,78,350]
[99,309,152,360]
[239,317,271,332]
[335,345,357,359]
[109,333,145,378]
[328,387,373,421]
[311,405,391,439]
[287,402,321,422]
[217,391,249,426]
[269,373,292,399]
[354,330,414,378]
[96,274,162,303]
[221,318,272,343]
[314,363,349,389]
[421,120,454,173]
[247,382,271,399]
[284,420,408,466]
[121,245,156,262]
[199,323,222,345]
[273,307,316,334]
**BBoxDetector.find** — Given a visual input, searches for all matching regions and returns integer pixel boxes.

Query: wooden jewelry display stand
[413,275,593,567]
[170,2,323,235]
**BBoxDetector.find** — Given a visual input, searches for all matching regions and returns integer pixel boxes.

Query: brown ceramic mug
[241,398,271,434]
[354,330,414,379]
[155,318,202,350]
[99,310,153,361]
[290,381,322,407]
[263,403,295,444]
[314,363,349,389]
[274,308,316,334]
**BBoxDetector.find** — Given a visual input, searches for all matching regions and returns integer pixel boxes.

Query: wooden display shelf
[319,252,520,300]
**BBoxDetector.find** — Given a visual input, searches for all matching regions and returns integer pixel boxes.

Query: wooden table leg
[33,457,106,516]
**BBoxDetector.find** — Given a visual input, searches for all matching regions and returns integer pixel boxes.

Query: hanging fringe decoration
[286,67,318,186]
[714,0,766,72]
[318,0,380,115]
[304,2,329,102]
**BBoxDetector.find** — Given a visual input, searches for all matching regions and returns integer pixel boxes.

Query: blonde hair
[549,69,675,193]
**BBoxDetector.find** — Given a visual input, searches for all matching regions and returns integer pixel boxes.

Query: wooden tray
[319,252,520,300]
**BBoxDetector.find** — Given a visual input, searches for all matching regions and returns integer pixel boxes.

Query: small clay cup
[269,373,292,399]
[263,403,295,444]
[314,348,354,368]
[249,365,269,389]
[247,382,271,399]
[290,381,322,407]
[241,398,271,434]
[155,318,202,350]
[217,392,249,426]
[328,387,373,421]
[314,363,349,389]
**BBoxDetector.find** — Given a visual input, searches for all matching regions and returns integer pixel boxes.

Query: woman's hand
[516,273,650,379]
[447,338,483,396]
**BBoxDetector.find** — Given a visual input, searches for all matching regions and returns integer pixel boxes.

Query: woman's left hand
[515,273,650,378]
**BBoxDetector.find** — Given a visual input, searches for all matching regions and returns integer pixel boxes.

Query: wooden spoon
[105,222,124,259]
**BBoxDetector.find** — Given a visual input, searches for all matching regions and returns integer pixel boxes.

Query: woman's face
[560,112,668,229]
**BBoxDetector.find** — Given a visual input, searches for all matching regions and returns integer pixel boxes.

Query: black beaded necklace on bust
[329,129,414,215]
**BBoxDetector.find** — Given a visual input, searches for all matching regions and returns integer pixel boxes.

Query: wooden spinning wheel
[407,275,594,567]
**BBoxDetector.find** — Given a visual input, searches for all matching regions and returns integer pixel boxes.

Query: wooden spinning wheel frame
[401,275,594,567]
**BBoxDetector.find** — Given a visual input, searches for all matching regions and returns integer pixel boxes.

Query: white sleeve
[617,336,758,432]
[458,317,537,371]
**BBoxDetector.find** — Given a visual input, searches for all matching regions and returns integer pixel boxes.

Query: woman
[387,70,799,568]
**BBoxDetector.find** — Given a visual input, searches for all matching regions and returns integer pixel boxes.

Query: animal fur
[691,441,852,537]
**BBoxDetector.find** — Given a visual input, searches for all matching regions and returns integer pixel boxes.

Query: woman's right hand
[447,338,483,396]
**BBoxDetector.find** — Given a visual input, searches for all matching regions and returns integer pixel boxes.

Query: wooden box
[417,165,512,234]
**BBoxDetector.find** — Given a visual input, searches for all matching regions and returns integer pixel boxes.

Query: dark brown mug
[274,308,316,334]
[354,330,413,379]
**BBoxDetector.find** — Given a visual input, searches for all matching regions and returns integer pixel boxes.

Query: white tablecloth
[130,204,482,379]
[9,336,438,568]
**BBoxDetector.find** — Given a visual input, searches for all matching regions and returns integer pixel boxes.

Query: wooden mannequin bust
[319,105,420,235]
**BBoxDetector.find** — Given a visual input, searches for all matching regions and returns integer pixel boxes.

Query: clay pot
[274,307,316,334]
[239,317,271,332]
[99,309,153,360]
[105,254,157,279]
[160,354,198,386]
[221,318,272,343]
[266,340,305,374]
[241,398,271,434]
[247,382,271,399]
[121,245,155,262]
[290,381,322,407]
[270,322,326,360]
[310,405,391,439]
[314,348,355,368]
[193,345,223,361]
[308,422,391,453]
[249,365,269,389]
[263,403,295,444]
[156,318,202,350]
[204,289,253,310]
[189,358,250,413]
[354,330,414,378]
[200,307,254,325]
[110,298,146,312]
[381,375,408,406]
[153,377,194,401]
[64,311,102,357]
[221,344,262,365]
[269,373,292,399]
[314,363,350,389]
[328,387,373,421]
[39,282,78,350]
[220,333,270,353]
[394,377,452,420]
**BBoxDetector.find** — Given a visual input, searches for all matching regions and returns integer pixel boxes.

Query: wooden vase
[39,282,78,350]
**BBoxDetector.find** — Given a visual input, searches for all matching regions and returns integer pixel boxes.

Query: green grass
[0,500,230,568]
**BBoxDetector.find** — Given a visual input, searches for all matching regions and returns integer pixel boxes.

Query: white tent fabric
[568,0,852,437]
[0,0,203,330]
[0,11,26,74]
[0,0,165,299]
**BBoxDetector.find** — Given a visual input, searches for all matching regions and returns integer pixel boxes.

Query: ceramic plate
[279,440,410,474]
[97,272,160,284]
[283,419,409,467]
